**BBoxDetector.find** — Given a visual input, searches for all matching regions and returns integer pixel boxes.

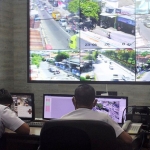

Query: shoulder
[0,105,9,112]
[0,104,7,109]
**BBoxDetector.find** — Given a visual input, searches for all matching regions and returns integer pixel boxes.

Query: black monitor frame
[10,93,35,121]
[43,94,74,120]
[96,91,118,96]
[27,0,150,85]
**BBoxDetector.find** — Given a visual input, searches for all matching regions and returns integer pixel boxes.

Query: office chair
[38,120,118,150]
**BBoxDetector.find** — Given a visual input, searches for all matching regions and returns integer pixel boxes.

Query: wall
[0,0,150,117]
[0,0,14,91]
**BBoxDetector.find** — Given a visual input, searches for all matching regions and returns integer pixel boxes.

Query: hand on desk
[5,127,41,136]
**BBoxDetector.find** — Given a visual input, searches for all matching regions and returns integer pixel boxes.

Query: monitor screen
[10,93,35,121]
[43,94,74,119]
[43,94,127,124]
[94,96,128,124]
[28,0,150,84]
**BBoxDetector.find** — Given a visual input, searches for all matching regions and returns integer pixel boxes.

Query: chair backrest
[39,120,117,150]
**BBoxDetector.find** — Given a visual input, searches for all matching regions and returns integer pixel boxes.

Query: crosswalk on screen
[28,0,150,83]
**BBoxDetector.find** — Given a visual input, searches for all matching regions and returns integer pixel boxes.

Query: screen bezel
[95,95,128,124]
[10,93,35,121]
[27,0,150,85]
[43,94,74,120]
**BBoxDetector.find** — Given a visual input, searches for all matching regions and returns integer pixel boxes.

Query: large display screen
[28,0,150,83]
[43,94,127,124]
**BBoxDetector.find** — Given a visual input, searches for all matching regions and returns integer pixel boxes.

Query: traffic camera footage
[28,0,150,83]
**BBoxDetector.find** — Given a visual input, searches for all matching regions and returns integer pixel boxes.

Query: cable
[122,105,136,124]
[138,131,145,150]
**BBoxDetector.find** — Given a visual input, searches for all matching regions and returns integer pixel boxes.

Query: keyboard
[27,121,45,127]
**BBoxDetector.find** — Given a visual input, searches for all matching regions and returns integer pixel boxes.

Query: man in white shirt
[61,84,132,144]
[0,89,30,138]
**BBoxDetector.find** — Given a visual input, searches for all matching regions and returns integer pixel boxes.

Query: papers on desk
[127,123,142,134]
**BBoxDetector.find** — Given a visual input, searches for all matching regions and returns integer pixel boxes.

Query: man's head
[0,89,13,106]
[72,84,97,109]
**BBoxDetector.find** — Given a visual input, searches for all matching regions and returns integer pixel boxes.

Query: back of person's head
[74,84,95,107]
[0,89,13,105]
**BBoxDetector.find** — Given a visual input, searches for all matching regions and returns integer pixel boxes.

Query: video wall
[28,0,150,83]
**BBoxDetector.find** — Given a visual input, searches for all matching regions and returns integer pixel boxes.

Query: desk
[5,127,41,135]
[4,127,148,150]
[4,127,41,150]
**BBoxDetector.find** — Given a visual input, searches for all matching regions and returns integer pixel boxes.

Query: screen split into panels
[29,0,150,83]
[43,94,128,124]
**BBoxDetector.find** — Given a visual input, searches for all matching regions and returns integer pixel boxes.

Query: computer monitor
[10,93,35,121]
[94,96,128,124]
[96,91,118,96]
[43,94,74,119]
[43,94,127,124]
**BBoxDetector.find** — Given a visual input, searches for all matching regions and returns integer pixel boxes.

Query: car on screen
[48,9,53,14]
[144,22,150,28]
[59,18,68,27]
[49,67,60,74]
[49,67,56,72]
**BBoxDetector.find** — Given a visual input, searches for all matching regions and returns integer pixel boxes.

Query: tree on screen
[80,1,100,20]
[55,52,69,62]
[68,0,79,13]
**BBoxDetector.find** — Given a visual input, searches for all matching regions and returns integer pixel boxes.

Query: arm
[105,114,132,144]
[117,131,133,144]
[15,123,30,134]
[2,106,30,134]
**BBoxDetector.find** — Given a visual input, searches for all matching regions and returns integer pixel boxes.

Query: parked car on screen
[49,67,60,74]
[49,67,56,72]
[54,70,60,74]
[144,22,150,28]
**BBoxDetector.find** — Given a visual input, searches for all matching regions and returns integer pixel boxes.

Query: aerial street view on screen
[93,99,120,123]
[136,48,150,81]
[29,0,150,82]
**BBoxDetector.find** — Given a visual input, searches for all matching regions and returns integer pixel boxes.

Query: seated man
[61,84,132,144]
[0,88,30,138]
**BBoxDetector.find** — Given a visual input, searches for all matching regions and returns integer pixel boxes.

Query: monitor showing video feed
[94,96,128,124]
[43,94,127,124]
[43,94,74,119]
[10,93,35,120]
[28,0,150,84]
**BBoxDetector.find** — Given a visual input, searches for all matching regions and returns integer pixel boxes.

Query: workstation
[1,0,150,150]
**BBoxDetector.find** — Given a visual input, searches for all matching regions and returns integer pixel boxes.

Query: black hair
[74,84,95,106]
[0,89,13,105]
